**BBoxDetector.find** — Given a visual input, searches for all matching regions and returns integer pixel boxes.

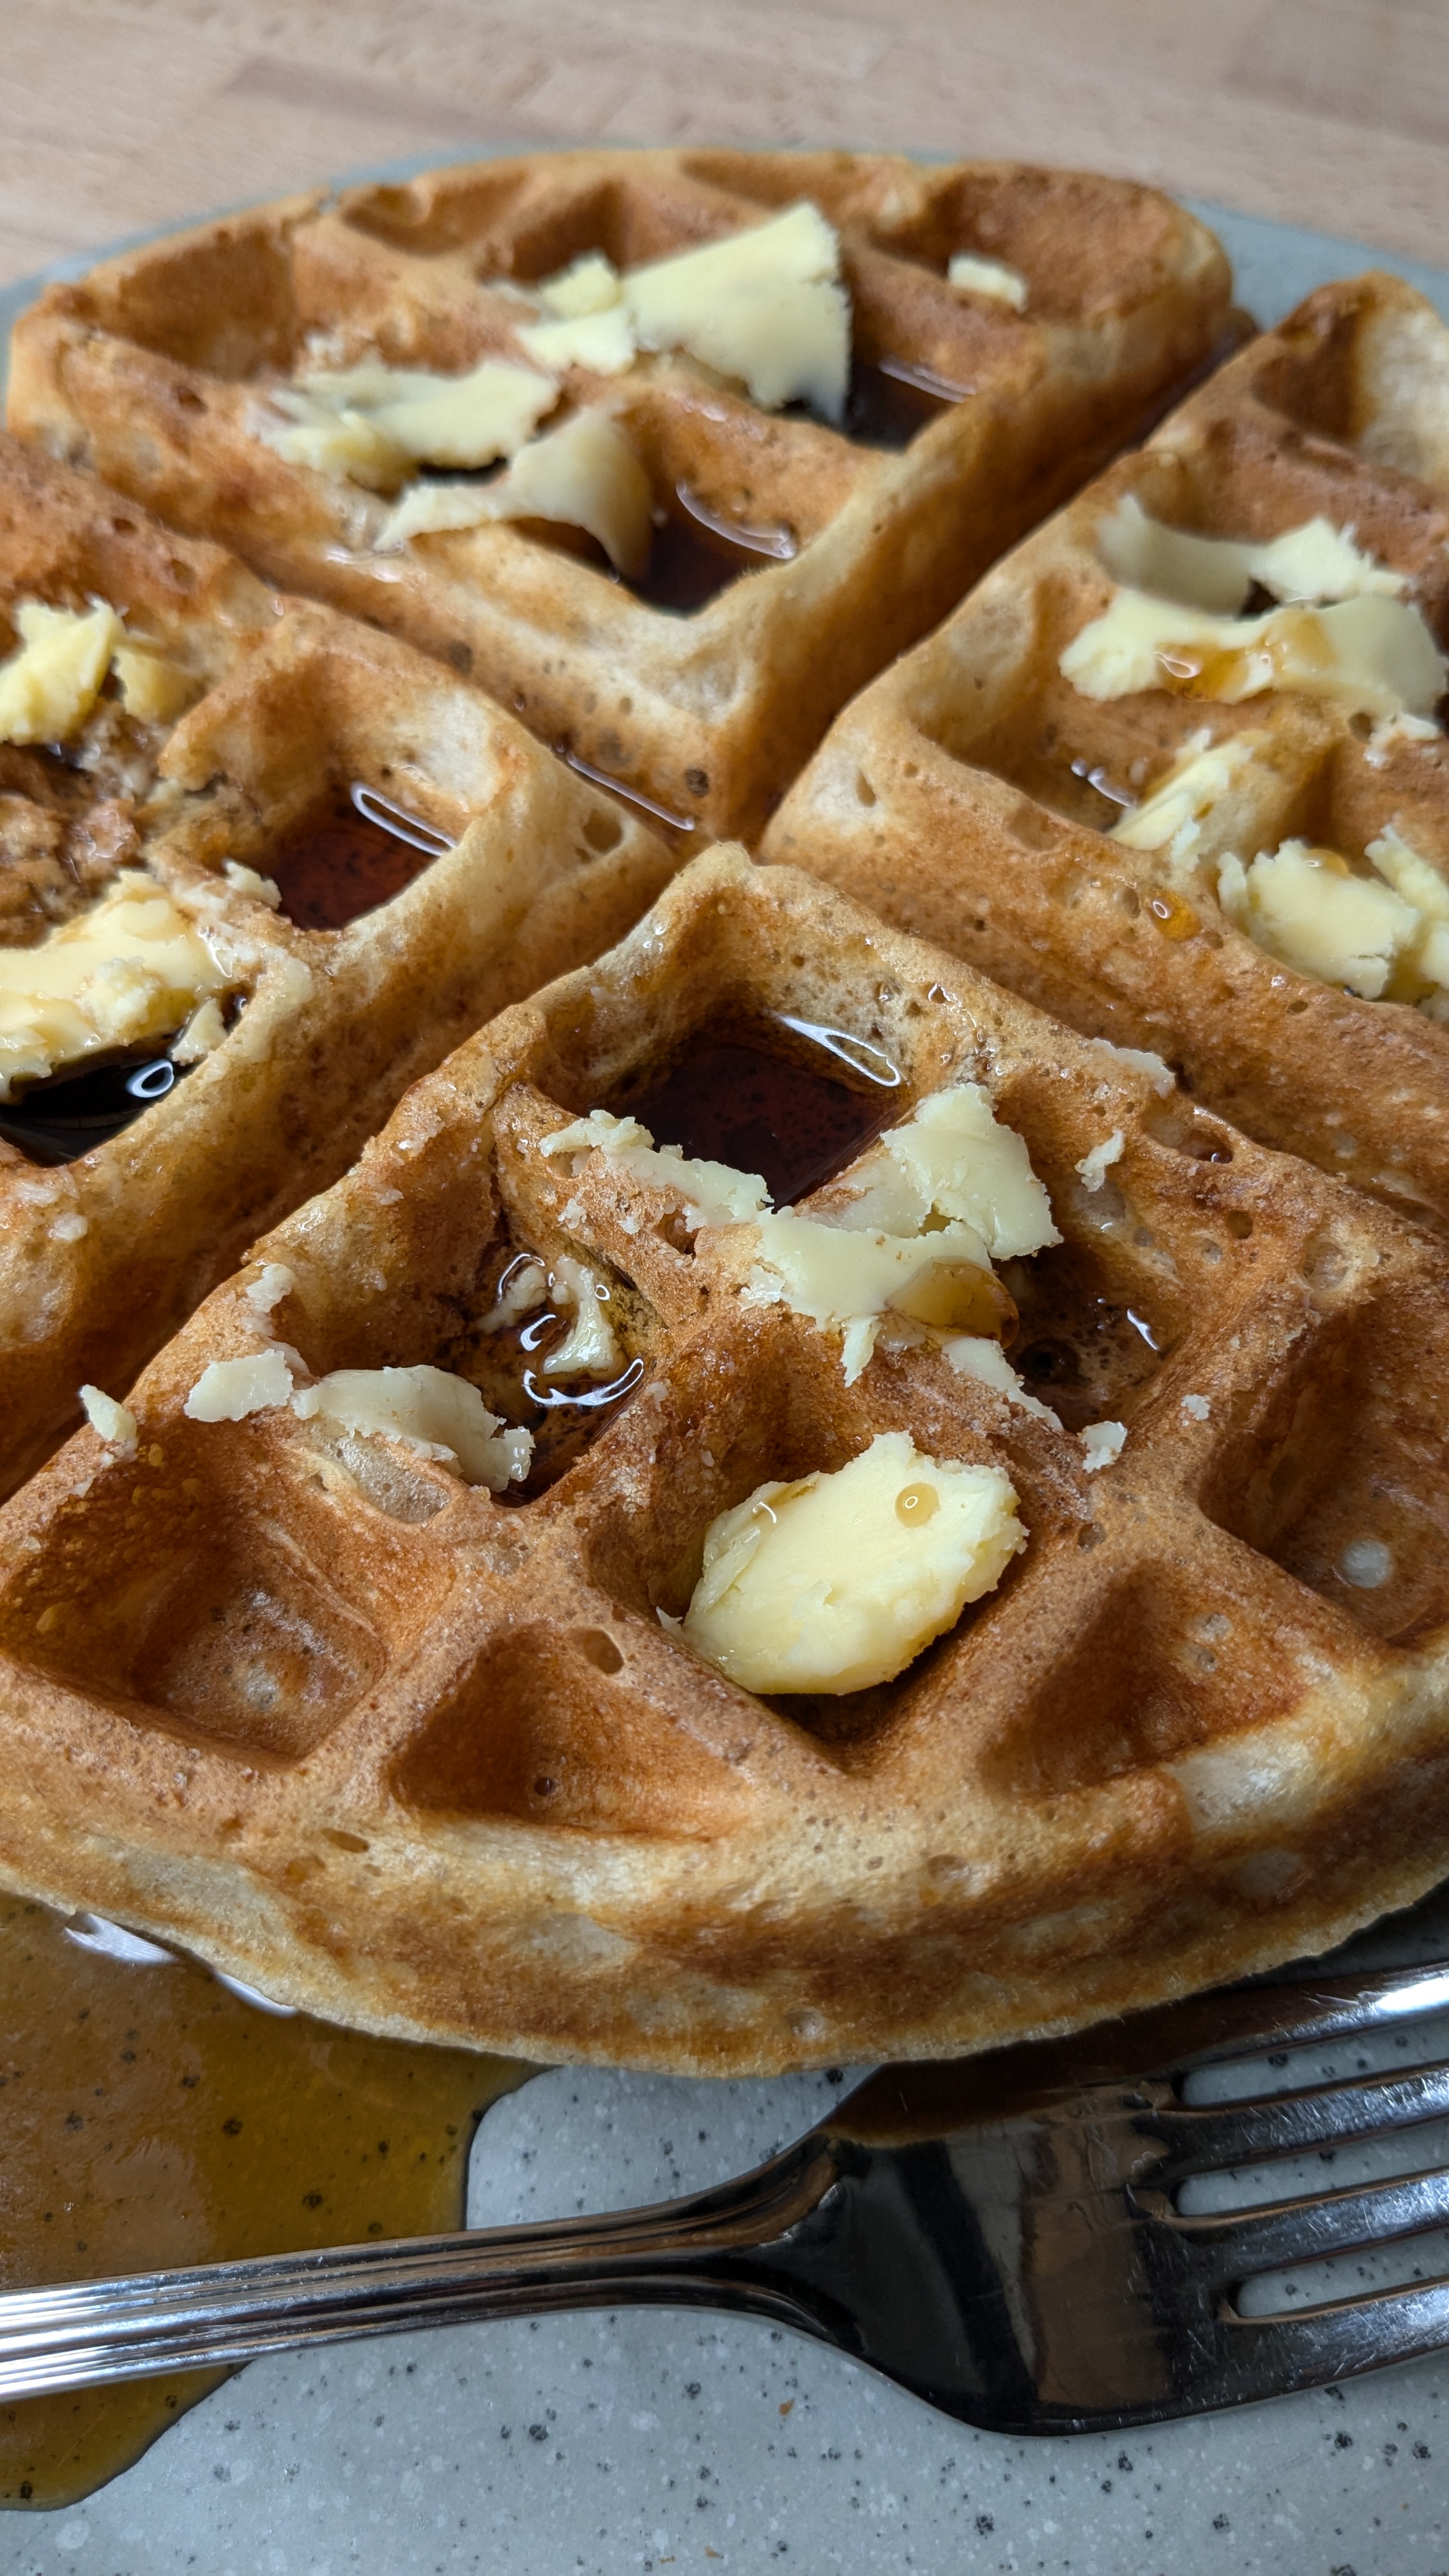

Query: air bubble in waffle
[0,435,674,1499]
[1,848,1447,2075]
[765,274,1449,1234]
[6,151,1232,843]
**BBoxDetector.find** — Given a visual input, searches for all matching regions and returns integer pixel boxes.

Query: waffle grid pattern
[0,435,673,1498]
[0,852,1445,2073]
[765,274,1449,1231]
[6,150,1232,840]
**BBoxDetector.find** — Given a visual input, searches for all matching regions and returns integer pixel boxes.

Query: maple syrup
[843,355,963,449]
[0,1048,186,1166]
[624,1014,900,1207]
[267,783,452,931]
[628,482,798,616]
[0,1896,528,2511]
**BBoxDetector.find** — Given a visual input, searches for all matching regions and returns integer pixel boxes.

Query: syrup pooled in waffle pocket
[0,435,674,1502]
[767,273,1449,1234]
[6,150,1232,843]
[1,848,1447,2075]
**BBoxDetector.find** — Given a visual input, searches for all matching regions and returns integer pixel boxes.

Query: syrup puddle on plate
[0,1896,529,2510]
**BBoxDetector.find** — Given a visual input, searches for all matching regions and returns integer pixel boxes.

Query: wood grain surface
[1,0,1445,289]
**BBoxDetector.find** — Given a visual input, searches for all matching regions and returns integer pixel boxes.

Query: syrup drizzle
[267,782,452,931]
[0,1050,185,1167]
[624,1016,900,1208]
[0,1897,528,2511]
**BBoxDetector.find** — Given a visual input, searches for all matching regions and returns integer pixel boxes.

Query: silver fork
[3,1951,1449,2432]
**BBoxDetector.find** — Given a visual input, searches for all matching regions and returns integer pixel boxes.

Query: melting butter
[677,1430,1023,1694]
[378,408,652,576]
[0,876,231,1101]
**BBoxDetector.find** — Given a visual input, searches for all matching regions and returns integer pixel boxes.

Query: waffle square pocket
[0,436,674,1498]
[2,848,1447,2074]
[8,151,1232,844]
[767,274,1449,1233]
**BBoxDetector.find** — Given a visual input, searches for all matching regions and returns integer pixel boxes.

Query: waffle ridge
[1,847,1446,2075]
[765,272,1449,1234]
[0,434,674,1499]
[6,150,1232,843]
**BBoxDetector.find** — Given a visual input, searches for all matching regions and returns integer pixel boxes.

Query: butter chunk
[273,358,559,483]
[79,1384,138,1453]
[542,1255,622,1379]
[184,1348,295,1423]
[679,1430,1023,1694]
[942,1333,1060,1425]
[1080,1419,1127,1471]
[1217,839,1420,999]
[539,1108,769,1229]
[112,640,196,725]
[291,1364,531,1488]
[1062,586,1446,721]
[849,1084,1059,1259]
[744,1211,996,1385]
[947,252,1027,310]
[517,306,636,375]
[0,874,231,1100]
[1075,1130,1124,1191]
[1112,726,1273,861]
[0,600,122,746]
[379,410,652,577]
[1098,496,1407,615]
[537,252,625,318]
[624,200,849,421]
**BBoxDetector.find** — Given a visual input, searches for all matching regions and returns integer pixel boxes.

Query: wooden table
[2,0,1445,288]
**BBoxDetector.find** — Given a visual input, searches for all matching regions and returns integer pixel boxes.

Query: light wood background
[2,0,1446,288]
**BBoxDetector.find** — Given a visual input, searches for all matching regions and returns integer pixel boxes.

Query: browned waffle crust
[0,434,674,1499]
[765,274,1449,1234]
[6,152,1231,843]
[0,848,1445,2074]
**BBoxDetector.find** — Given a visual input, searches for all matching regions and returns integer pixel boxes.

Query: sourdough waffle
[0,434,673,1501]
[765,274,1449,1234]
[6,152,1231,845]
[0,846,1446,2075]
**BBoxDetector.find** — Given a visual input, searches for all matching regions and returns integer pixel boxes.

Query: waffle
[765,273,1449,1234]
[0,845,1446,2076]
[0,434,674,1501]
[6,151,1232,845]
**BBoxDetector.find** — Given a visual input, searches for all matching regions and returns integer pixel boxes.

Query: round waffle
[0,848,1445,2074]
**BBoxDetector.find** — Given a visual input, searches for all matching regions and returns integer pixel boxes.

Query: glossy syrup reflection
[624,1012,901,1208]
[0,1048,185,1167]
[0,1896,528,2510]
[267,783,452,931]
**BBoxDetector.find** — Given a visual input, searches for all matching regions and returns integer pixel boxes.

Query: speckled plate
[1,182,1448,2576]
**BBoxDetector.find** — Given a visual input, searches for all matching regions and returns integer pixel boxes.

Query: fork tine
[1218,2274,1449,2409]
[1138,2162,1449,2290]
[1158,2055,1449,2177]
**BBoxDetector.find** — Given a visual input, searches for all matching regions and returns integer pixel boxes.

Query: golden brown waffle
[6,152,1232,845]
[1,846,1446,2075]
[765,274,1449,1234]
[0,434,673,1501]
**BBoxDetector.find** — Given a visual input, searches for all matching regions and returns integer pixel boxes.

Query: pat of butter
[271,358,559,483]
[537,253,625,319]
[947,252,1027,309]
[1111,726,1273,859]
[1218,828,1449,1004]
[292,1364,531,1488]
[378,409,652,577]
[624,199,849,422]
[184,1348,295,1423]
[0,599,122,746]
[112,640,196,725]
[0,873,230,1101]
[517,305,636,376]
[744,1211,997,1384]
[836,1083,1059,1259]
[678,1430,1023,1694]
[79,1384,138,1452]
[542,1255,622,1378]
[539,1107,770,1229]
[1061,587,1446,721]
[1098,495,1407,615]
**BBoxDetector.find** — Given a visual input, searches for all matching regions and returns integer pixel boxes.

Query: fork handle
[0,2138,842,2399]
